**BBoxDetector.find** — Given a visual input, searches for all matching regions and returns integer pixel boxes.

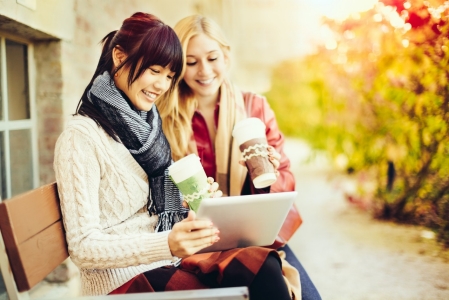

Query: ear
[112,46,127,68]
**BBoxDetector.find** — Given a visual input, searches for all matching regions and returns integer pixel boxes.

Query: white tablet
[195,191,297,253]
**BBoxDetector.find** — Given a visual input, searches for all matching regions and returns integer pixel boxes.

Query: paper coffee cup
[232,118,277,189]
[232,118,266,146]
[168,154,210,212]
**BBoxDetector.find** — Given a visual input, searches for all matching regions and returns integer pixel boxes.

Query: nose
[198,61,212,76]
[153,75,170,92]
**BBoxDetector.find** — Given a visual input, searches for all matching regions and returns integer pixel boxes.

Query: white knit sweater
[54,115,177,296]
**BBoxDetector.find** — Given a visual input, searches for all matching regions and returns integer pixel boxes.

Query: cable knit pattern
[54,115,177,296]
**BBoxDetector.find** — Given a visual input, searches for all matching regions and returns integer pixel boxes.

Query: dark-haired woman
[54,12,293,299]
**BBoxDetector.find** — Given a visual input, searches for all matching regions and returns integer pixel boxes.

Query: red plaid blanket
[110,246,278,294]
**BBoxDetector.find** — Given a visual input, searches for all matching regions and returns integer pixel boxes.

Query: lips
[142,90,158,100]
[197,78,214,85]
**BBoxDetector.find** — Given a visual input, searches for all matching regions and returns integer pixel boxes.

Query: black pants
[250,253,291,300]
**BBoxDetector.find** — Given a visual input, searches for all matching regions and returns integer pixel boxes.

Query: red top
[191,92,295,195]
[192,103,220,179]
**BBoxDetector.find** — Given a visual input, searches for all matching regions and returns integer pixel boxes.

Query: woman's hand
[206,176,223,197]
[168,210,220,257]
[239,145,281,177]
[267,146,281,176]
[182,177,222,208]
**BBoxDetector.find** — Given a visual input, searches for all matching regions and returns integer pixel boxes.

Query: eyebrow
[186,50,219,57]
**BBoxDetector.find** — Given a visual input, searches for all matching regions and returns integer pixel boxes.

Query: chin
[199,87,218,97]
[136,103,154,112]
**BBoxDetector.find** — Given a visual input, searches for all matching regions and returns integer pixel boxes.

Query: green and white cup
[168,154,210,212]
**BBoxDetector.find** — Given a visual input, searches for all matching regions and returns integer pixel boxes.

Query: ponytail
[75,30,120,141]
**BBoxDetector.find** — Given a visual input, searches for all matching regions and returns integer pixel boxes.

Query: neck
[118,89,139,112]
[196,90,220,111]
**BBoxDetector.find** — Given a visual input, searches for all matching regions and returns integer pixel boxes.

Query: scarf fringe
[156,211,188,232]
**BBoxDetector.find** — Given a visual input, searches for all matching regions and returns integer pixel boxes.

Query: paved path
[284,138,449,300]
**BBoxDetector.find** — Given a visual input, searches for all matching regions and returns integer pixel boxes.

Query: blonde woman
[158,15,321,300]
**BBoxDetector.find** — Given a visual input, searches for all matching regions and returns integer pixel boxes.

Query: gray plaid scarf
[88,71,188,231]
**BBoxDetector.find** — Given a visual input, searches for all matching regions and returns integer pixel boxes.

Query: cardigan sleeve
[54,126,175,270]
[243,92,296,193]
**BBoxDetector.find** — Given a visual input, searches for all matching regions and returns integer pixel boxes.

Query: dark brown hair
[76,12,183,140]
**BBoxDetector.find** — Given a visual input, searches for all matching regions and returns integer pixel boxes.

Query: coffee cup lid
[232,118,265,134]
[232,118,266,145]
[168,153,200,176]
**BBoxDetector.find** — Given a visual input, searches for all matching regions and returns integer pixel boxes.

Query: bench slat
[0,182,69,292]
[1,183,61,244]
[18,221,69,290]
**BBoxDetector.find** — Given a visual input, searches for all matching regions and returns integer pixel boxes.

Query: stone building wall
[34,41,64,185]
[0,0,310,186]
[0,0,200,185]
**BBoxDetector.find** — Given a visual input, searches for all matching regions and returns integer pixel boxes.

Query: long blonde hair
[157,15,231,161]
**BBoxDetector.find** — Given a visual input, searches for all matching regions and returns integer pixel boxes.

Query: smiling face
[113,47,175,111]
[183,33,228,102]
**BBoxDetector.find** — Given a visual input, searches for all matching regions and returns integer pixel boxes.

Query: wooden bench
[0,182,248,300]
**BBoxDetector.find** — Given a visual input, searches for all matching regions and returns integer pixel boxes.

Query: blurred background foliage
[265,0,449,246]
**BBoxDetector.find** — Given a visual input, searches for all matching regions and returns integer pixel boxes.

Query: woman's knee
[261,254,283,274]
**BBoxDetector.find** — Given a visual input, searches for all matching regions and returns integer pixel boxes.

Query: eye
[149,68,160,74]
[209,57,218,62]
[186,61,197,66]
[167,75,174,81]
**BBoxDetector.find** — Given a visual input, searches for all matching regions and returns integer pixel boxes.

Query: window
[0,36,38,199]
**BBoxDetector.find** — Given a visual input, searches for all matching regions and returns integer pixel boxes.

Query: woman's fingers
[209,182,219,192]
[268,146,281,170]
[189,227,220,241]
[168,216,220,257]
[191,233,220,248]
[239,147,281,170]
[181,217,213,232]
[182,199,189,208]
[179,233,221,256]
[212,190,223,198]
[173,225,219,243]
[268,146,281,160]
[206,177,222,198]
[269,156,281,169]
[174,211,217,236]
[184,210,196,221]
